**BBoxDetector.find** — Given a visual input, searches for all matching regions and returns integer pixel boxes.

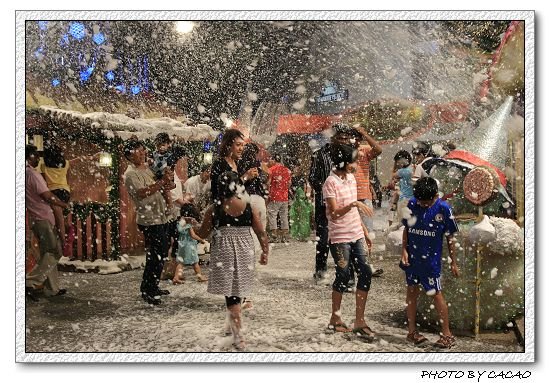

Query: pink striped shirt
[322,172,364,244]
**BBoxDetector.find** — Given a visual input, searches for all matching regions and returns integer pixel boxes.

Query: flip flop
[326,323,352,333]
[352,326,377,342]
[372,268,384,277]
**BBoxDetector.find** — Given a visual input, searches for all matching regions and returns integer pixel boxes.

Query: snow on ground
[25,208,522,353]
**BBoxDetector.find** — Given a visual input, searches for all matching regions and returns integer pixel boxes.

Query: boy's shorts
[405,272,442,293]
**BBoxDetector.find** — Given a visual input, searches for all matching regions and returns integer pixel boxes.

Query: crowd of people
[25,124,461,350]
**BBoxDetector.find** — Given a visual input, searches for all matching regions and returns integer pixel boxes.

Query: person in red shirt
[267,154,292,242]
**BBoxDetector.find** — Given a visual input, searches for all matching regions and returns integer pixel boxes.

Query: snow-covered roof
[37,105,219,142]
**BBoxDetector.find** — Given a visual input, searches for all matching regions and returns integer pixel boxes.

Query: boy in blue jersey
[400,177,459,348]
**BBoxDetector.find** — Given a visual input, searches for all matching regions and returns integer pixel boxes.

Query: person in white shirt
[183,164,212,212]
[411,141,433,184]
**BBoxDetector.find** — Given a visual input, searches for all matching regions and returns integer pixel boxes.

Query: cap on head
[332,123,354,136]
[412,141,431,156]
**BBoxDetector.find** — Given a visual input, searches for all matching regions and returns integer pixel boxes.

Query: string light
[176,21,194,34]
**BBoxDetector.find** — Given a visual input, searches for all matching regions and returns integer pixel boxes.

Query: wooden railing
[68,211,113,261]
[69,202,115,261]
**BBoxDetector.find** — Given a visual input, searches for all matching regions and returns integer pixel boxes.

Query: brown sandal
[352,326,376,342]
[434,334,456,348]
[327,323,352,333]
[407,331,428,345]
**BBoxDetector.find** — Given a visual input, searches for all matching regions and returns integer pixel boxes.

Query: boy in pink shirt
[322,144,375,341]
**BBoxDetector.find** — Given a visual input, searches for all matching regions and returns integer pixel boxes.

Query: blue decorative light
[130,85,141,95]
[203,141,211,151]
[33,47,44,59]
[92,33,105,45]
[105,71,115,81]
[59,34,69,47]
[51,78,60,87]
[38,21,48,31]
[69,22,86,40]
[79,67,94,82]
[115,85,126,94]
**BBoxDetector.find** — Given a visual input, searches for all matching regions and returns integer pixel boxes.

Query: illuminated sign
[315,81,349,104]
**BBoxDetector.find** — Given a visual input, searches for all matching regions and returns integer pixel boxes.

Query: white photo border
[15,9,535,363]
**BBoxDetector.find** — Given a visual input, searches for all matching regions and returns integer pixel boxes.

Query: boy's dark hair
[25,145,38,160]
[272,153,282,163]
[394,150,412,165]
[413,177,438,200]
[200,164,211,173]
[123,139,144,159]
[180,203,201,221]
[217,171,242,199]
[43,143,66,168]
[219,129,244,157]
[154,132,171,145]
[330,143,357,170]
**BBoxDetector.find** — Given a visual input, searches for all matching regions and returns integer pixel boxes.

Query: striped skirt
[207,226,256,297]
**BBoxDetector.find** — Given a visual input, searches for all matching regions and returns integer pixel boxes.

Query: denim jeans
[329,238,372,293]
[138,223,168,295]
[314,192,329,274]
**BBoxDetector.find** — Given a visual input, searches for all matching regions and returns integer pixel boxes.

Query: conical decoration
[461,96,513,170]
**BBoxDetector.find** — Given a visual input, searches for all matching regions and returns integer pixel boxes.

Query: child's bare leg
[172,263,185,284]
[406,285,421,334]
[433,292,452,336]
[52,205,66,245]
[194,263,208,281]
[329,290,344,325]
[354,289,369,329]
[227,301,245,349]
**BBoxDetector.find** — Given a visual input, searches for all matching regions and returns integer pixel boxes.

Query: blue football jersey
[402,198,459,276]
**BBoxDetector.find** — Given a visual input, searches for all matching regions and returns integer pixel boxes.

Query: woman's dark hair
[330,143,358,170]
[43,143,66,168]
[413,177,439,200]
[219,129,244,157]
[217,171,242,199]
[240,143,259,164]
[180,203,201,221]
[394,150,412,165]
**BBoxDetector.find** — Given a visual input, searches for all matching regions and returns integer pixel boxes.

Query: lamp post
[99,152,113,167]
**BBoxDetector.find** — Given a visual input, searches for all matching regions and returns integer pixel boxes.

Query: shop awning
[276,114,337,134]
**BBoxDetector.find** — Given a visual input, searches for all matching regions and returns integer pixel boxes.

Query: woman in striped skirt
[195,171,269,350]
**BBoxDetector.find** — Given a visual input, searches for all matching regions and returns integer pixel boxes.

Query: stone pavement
[24,223,523,353]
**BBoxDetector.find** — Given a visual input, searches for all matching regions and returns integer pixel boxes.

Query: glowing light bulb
[176,21,194,34]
